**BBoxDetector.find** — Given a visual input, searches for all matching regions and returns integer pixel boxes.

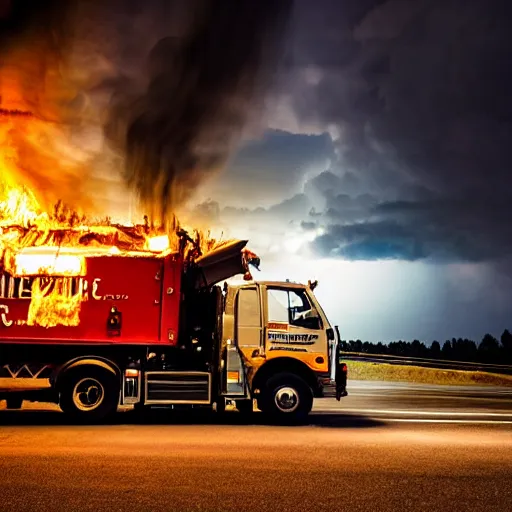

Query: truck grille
[145,372,211,404]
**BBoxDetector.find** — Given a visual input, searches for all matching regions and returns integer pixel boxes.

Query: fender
[54,356,120,387]
[251,356,319,395]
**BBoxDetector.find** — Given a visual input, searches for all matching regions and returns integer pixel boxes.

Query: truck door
[224,286,263,397]
[263,286,329,374]
[236,287,263,352]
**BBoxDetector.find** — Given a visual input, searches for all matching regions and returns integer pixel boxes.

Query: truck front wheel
[58,367,119,421]
[260,373,313,421]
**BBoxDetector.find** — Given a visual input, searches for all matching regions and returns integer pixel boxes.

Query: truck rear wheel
[58,367,119,421]
[260,373,313,421]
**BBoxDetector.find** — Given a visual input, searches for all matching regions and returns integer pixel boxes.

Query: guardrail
[340,352,512,375]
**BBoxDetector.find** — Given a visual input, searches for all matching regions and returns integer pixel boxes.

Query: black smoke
[105,0,293,223]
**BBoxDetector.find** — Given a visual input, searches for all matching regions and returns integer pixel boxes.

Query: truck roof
[231,280,309,289]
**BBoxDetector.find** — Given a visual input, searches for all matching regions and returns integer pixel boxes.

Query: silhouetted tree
[410,339,427,358]
[500,329,512,363]
[430,340,441,358]
[441,340,452,359]
[375,342,388,354]
[390,340,410,356]
[362,341,373,353]
[478,334,501,364]
[451,338,478,362]
[338,331,512,365]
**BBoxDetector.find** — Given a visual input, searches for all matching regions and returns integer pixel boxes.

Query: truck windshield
[307,288,331,329]
[267,287,322,330]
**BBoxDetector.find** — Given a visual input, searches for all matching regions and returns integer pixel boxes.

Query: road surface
[1,380,511,512]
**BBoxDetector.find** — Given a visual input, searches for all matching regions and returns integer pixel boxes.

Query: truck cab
[219,280,347,418]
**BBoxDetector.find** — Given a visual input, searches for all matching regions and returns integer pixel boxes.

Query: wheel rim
[274,386,300,413]
[72,377,105,411]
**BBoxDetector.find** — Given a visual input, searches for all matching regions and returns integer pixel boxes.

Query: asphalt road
[1,380,511,512]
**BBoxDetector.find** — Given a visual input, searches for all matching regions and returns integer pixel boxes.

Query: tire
[6,396,23,410]
[235,399,253,414]
[58,367,119,422]
[260,373,313,422]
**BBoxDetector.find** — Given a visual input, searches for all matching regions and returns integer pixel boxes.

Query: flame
[28,278,82,328]
[147,235,170,253]
[0,177,233,329]
[0,65,234,328]
[5,246,86,277]
[0,182,230,328]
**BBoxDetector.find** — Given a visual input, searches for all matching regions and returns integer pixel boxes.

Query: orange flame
[0,50,234,328]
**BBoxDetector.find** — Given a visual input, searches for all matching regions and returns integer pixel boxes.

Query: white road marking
[316,408,512,417]
[383,418,512,425]
[352,390,512,395]
[344,393,511,401]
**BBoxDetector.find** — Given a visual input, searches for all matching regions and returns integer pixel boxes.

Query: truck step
[145,371,211,405]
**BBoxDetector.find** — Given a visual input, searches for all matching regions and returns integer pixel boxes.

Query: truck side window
[267,288,321,330]
[237,287,262,348]
[238,288,260,328]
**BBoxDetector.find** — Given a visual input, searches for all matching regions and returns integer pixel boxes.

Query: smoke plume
[106,0,292,223]
[0,0,293,222]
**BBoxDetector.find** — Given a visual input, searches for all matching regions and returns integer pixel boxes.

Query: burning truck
[0,195,347,421]
[0,0,346,421]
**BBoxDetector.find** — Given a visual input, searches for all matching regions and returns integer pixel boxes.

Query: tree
[362,341,373,353]
[462,339,478,362]
[430,341,441,358]
[441,340,452,359]
[451,338,478,362]
[375,342,388,354]
[410,339,427,357]
[478,334,501,363]
[390,340,408,356]
[500,330,512,362]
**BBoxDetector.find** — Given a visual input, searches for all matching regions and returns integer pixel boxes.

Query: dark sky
[192,0,512,342]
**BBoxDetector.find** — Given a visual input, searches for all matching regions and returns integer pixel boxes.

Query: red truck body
[0,252,182,346]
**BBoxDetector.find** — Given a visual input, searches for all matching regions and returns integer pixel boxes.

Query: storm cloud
[202,130,334,207]
[265,0,512,266]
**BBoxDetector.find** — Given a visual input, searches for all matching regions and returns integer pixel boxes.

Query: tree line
[339,329,512,365]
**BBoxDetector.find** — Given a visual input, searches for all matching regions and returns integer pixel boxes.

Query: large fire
[0,104,231,328]
[0,1,273,331]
